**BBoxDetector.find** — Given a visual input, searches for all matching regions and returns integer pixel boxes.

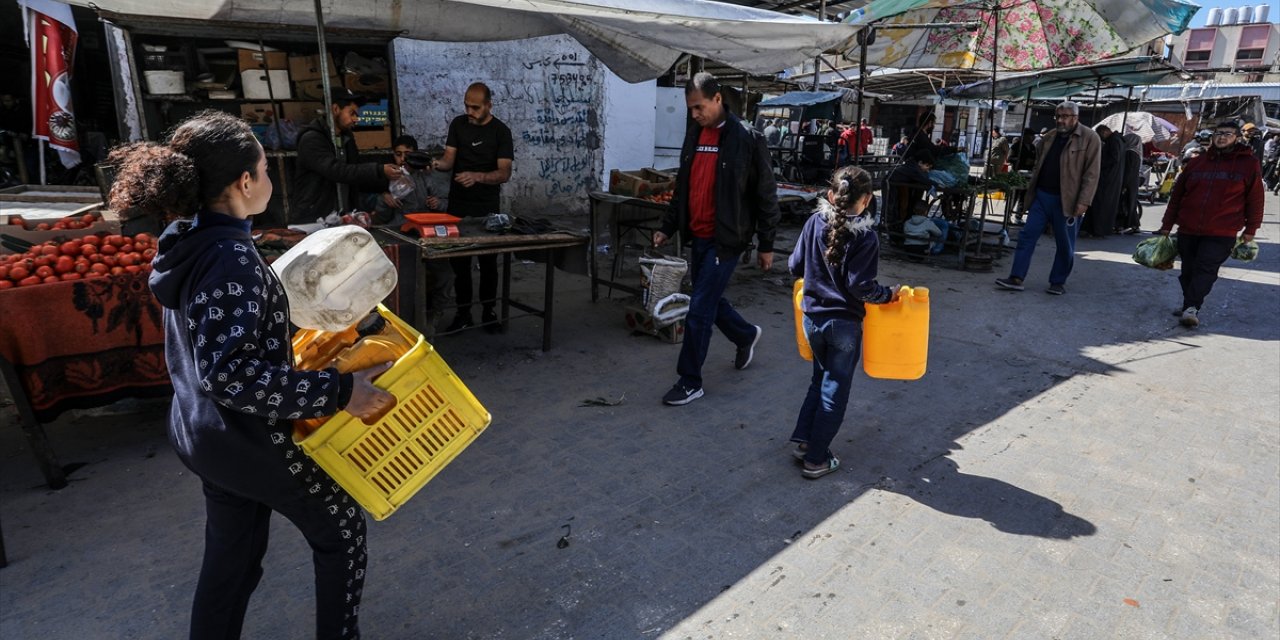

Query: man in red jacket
[1157,120,1264,328]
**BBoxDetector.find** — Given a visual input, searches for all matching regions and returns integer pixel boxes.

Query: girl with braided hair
[787,166,898,479]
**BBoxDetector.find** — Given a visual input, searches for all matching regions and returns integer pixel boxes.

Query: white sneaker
[1180,306,1199,328]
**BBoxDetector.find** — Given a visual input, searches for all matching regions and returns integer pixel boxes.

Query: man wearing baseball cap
[1242,122,1264,166]
[1157,119,1264,328]
[290,88,401,222]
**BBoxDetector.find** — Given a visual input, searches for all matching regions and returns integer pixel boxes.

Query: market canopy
[938,56,1188,101]
[70,0,860,83]
[844,0,1199,72]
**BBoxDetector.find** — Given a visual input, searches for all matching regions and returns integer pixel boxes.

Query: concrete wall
[393,35,656,217]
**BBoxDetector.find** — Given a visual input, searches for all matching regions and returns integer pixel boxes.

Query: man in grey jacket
[996,101,1100,295]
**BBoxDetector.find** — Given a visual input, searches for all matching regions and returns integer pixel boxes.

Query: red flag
[24,0,80,167]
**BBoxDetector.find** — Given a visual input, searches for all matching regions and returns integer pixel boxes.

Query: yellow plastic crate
[293,305,491,520]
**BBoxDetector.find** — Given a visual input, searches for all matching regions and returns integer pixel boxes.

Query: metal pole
[813,0,827,91]
[38,139,46,185]
[313,0,343,215]
[1120,85,1134,136]
[855,27,870,164]
[987,2,998,161]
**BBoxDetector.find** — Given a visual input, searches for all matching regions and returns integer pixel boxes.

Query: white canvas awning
[70,0,859,83]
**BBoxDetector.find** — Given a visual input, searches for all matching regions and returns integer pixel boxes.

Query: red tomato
[18,276,40,286]
[42,275,59,284]
[120,243,134,254]
[60,272,81,280]
[40,244,58,256]
[99,244,118,256]
[81,214,97,224]
[81,244,98,257]
[0,280,12,289]
[35,265,54,279]
[36,223,51,231]
[0,265,7,280]
[81,235,100,246]
[118,253,136,267]
[103,255,118,267]
[9,266,28,280]
[135,233,153,245]
[110,266,124,275]
[105,235,125,247]
[59,241,80,256]
[90,263,109,275]
[74,261,89,274]
[54,256,74,274]
[123,265,141,274]
[142,248,156,260]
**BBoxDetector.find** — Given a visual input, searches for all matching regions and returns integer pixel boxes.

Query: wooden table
[379,229,588,351]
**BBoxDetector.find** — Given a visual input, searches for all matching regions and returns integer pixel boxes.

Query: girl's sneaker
[801,454,840,479]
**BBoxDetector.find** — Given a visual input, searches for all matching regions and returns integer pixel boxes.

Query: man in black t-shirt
[432,82,514,333]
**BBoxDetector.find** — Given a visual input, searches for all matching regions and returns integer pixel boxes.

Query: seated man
[373,143,453,340]
[881,153,936,236]
[374,136,446,226]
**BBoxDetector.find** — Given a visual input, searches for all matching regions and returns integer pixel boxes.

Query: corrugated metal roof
[1137,83,1280,102]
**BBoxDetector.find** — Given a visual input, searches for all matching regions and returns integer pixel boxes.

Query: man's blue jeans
[1009,189,1078,286]
[790,316,862,465]
[676,238,757,389]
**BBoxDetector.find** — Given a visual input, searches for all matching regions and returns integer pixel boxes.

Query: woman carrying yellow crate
[113,111,394,640]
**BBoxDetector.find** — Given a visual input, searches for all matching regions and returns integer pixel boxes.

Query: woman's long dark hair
[823,165,875,268]
[107,110,261,220]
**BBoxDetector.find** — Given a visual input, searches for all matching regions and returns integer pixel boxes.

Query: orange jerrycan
[862,286,929,380]
[793,279,813,361]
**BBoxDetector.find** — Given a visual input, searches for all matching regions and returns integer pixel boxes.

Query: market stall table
[0,271,171,490]
[378,228,587,351]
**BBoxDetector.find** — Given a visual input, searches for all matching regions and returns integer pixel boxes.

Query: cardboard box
[344,70,388,96]
[281,101,324,124]
[609,168,675,197]
[352,127,392,150]
[240,102,277,125]
[237,49,288,71]
[288,53,337,82]
[241,69,292,100]
[356,99,389,127]
[294,79,332,101]
[0,210,120,255]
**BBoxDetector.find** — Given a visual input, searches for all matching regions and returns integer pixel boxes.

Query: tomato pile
[641,191,674,204]
[0,233,156,289]
[7,213,101,231]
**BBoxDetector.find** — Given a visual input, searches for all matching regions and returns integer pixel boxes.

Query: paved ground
[2,196,1277,639]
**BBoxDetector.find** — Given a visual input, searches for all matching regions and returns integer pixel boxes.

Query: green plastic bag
[1231,238,1259,262]
[1133,235,1178,270]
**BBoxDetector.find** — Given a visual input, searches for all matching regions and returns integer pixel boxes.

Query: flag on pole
[21,0,81,169]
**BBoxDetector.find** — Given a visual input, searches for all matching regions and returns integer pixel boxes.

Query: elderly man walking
[996,101,1101,295]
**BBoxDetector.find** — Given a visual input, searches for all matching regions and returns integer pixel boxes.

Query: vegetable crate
[293,306,491,520]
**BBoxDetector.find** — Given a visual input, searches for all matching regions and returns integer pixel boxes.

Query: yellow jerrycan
[793,279,813,361]
[862,286,930,380]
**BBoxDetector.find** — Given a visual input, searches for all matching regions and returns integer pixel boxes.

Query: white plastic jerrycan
[271,226,398,331]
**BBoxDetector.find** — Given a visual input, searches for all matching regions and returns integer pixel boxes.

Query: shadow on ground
[0,205,1275,639]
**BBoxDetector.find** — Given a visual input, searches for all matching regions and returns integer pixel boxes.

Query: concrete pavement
[1,197,1277,639]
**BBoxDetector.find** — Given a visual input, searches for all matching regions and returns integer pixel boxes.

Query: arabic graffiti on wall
[394,37,604,215]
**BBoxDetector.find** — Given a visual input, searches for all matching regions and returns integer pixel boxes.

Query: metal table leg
[542,249,555,352]
[501,252,512,331]
[0,356,67,489]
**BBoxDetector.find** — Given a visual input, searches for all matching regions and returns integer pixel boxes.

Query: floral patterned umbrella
[844,0,1200,72]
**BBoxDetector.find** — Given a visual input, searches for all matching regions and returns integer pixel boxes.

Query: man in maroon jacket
[1158,120,1264,328]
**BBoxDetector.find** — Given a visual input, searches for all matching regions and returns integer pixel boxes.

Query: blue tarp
[757,91,844,108]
